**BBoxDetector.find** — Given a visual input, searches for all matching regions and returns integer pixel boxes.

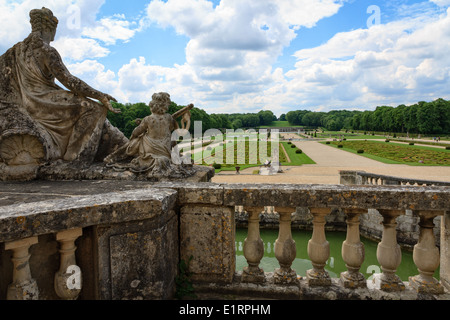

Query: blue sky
[1,0,450,116]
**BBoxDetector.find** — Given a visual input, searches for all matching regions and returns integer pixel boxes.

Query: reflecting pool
[235,228,439,281]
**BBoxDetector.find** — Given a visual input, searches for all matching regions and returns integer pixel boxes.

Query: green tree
[258,110,275,126]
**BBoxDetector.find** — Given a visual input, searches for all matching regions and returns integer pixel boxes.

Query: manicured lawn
[259,121,304,128]
[191,139,286,172]
[188,139,316,172]
[281,142,316,166]
[323,140,450,166]
[318,131,386,140]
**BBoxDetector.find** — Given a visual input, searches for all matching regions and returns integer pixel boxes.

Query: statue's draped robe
[0,34,107,161]
[126,115,173,171]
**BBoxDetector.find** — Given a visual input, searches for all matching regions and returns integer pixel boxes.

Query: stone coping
[157,182,449,211]
[1,180,448,243]
[0,182,178,243]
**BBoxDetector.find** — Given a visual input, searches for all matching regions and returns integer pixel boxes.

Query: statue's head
[149,92,171,115]
[30,7,58,37]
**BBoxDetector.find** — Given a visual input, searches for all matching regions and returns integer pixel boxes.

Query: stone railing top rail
[1,180,448,243]
[340,170,450,186]
[156,181,449,210]
[0,181,177,243]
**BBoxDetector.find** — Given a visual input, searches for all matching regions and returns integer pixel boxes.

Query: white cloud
[53,37,110,61]
[0,0,106,52]
[277,0,344,29]
[430,0,450,7]
[0,0,139,63]
[82,16,138,45]
[143,0,345,111]
[280,6,450,112]
[3,0,449,117]
[66,59,125,100]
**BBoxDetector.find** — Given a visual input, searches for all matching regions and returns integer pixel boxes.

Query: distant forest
[107,98,450,138]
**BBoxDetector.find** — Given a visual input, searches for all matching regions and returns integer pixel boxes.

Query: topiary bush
[291,145,296,148]
[338,144,344,148]
[212,163,221,169]
[295,149,303,154]
[357,149,364,154]
[409,142,414,145]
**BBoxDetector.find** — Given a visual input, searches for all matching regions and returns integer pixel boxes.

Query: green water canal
[235,229,439,281]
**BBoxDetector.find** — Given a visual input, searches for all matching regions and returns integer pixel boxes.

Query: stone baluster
[5,237,39,300]
[307,208,332,286]
[373,209,405,291]
[340,208,366,288]
[274,207,297,284]
[54,228,83,300]
[242,207,265,283]
[409,211,444,294]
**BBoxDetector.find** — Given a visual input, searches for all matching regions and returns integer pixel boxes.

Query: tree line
[107,101,276,138]
[107,98,450,138]
[284,98,450,134]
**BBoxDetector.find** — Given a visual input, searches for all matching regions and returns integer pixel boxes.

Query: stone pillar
[54,228,83,300]
[5,237,39,300]
[340,208,366,289]
[373,210,405,292]
[441,211,450,291]
[274,207,297,284]
[307,207,332,286]
[180,205,235,284]
[409,211,444,294]
[242,207,265,283]
[339,170,364,185]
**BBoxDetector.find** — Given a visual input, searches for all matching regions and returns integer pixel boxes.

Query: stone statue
[104,92,194,177]
[0,8,127,180]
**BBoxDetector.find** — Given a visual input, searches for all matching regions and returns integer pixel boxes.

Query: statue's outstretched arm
[45,46,121,114]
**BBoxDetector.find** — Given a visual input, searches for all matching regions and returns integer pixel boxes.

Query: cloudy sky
[1,0,450,116]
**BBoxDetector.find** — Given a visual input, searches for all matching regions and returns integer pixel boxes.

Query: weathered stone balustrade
[0,181,179,300]
[0,181,449,300]
[340,170,450,187]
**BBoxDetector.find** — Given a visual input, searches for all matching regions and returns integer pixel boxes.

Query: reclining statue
[0,7,127,180]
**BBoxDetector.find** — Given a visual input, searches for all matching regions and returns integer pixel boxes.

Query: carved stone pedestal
[371,273,405,292]
[340,269,366,289]
[409,274,444,294]
[306,269,331,287]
